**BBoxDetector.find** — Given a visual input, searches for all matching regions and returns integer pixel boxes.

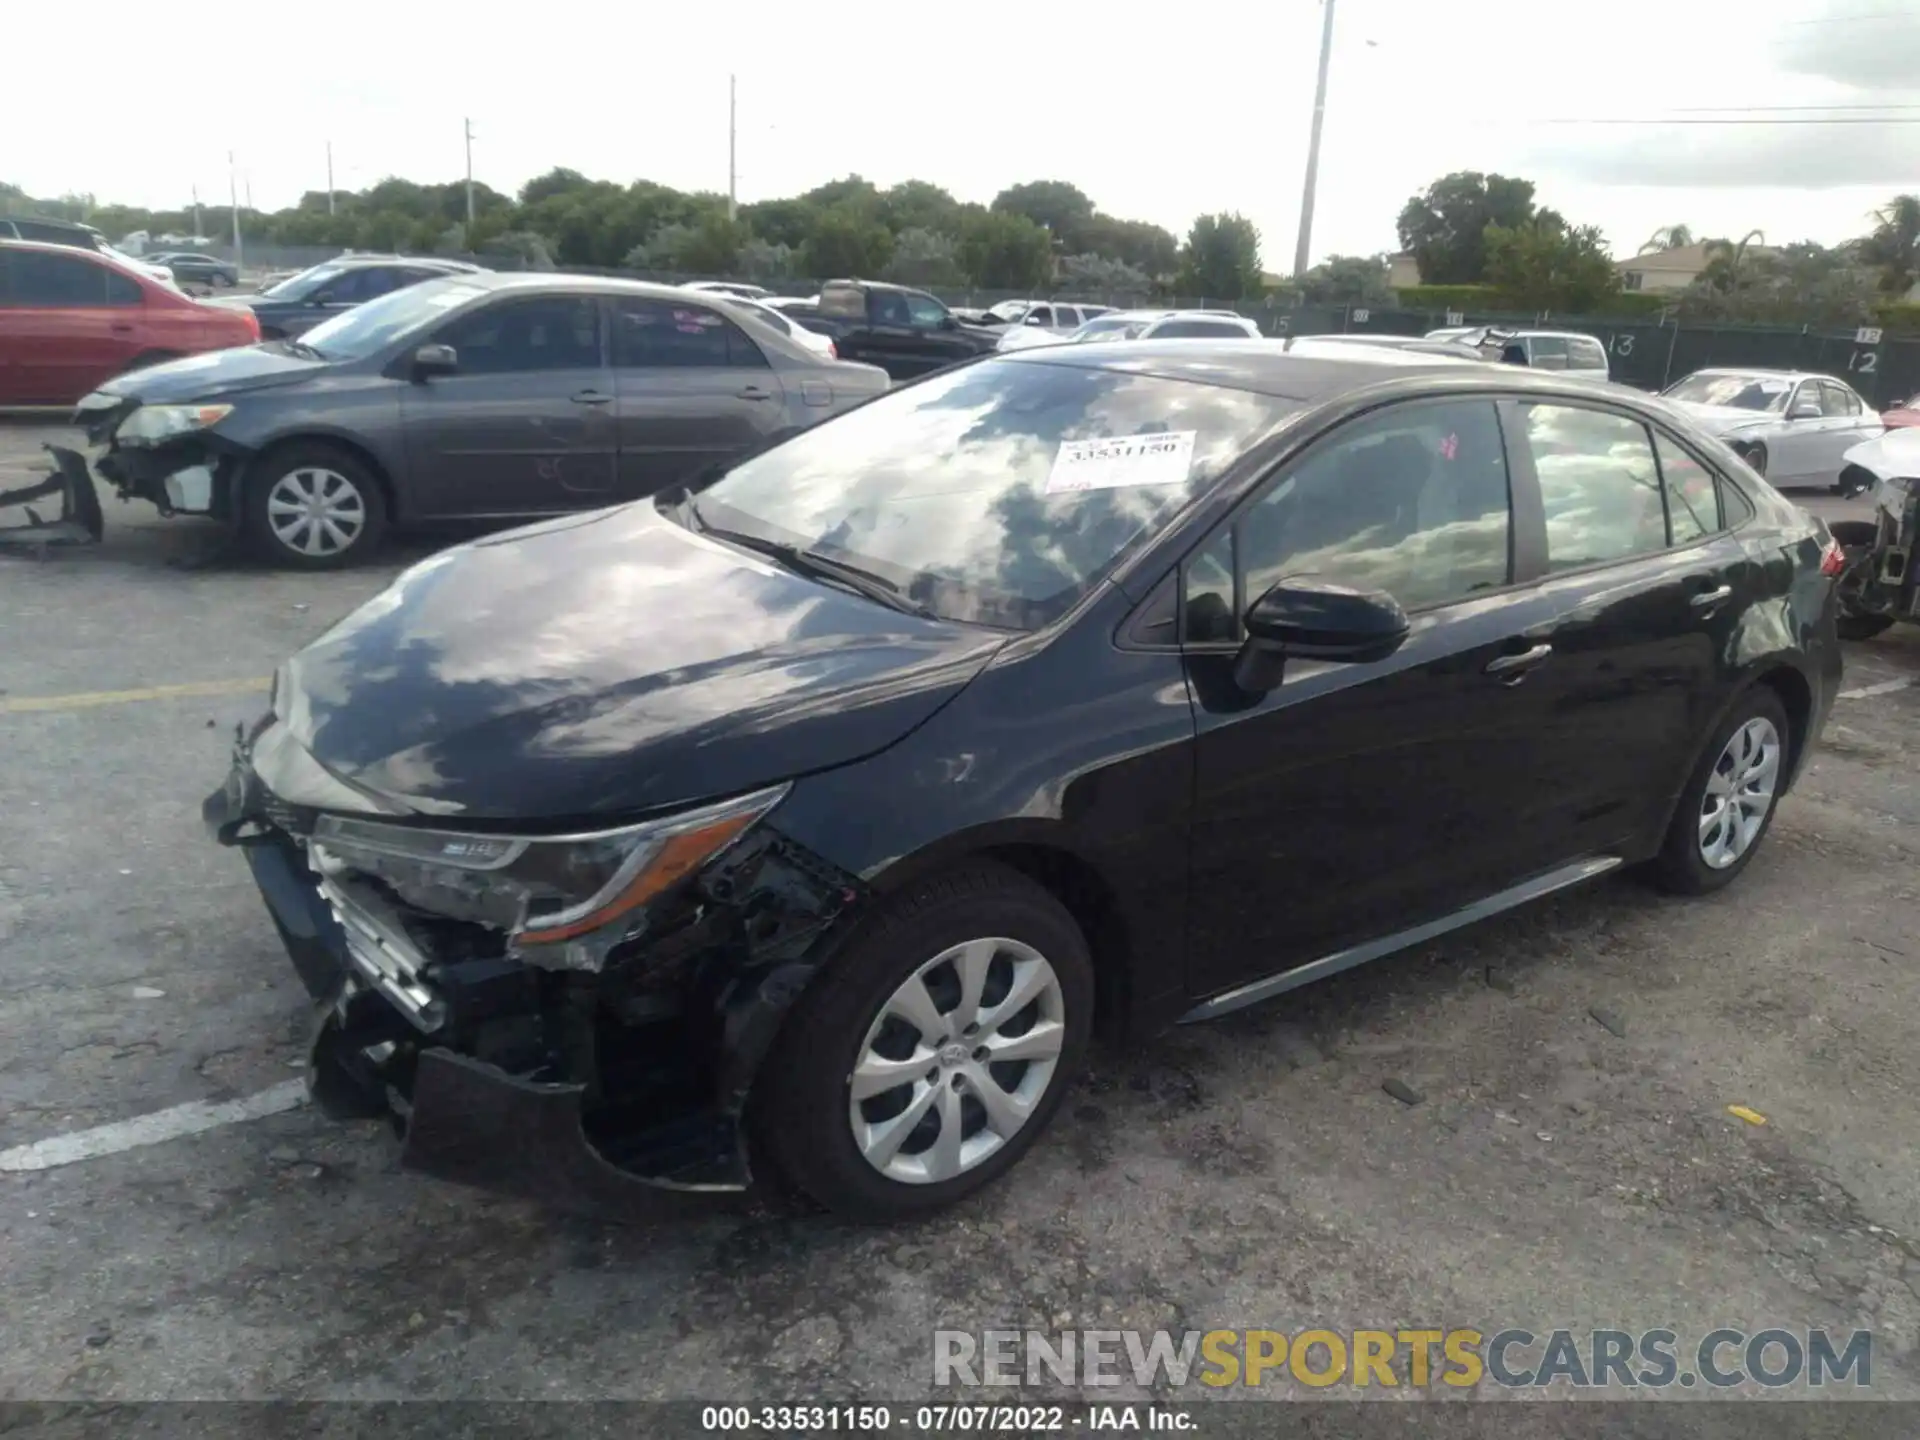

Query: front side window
[1524,403,1667,570]
[8,249,113,306]
[694,359,1297,630]
[1528,337,1570,370]
[433,296,601,375]
[613,298,765,368]
[1025,305,1055,327]
[1188,399,1512,639]
[904,293,950,328]
[1820,381,1860,417]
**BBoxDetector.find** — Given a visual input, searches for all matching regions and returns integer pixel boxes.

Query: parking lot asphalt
[2,416,1918,1408]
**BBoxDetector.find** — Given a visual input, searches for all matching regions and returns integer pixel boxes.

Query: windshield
[693,357,1297,629]
[299,277,486,361]
[1664,373,1792,412]
[259,263,350,301]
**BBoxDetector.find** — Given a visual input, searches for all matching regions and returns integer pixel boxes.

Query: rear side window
[1653,432,1720,544]
[7,248,115,306]
[1522,403,1666,569]
[1570,337,1608,371]
[104,269,143,306]
[612,298,767,368]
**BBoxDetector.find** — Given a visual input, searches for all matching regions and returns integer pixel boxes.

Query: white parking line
[0,1081,306,1174]
[1838,679,1914,700]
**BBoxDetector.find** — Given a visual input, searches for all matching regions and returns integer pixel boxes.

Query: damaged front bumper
[0,446,106,550]
[36,397,249,539]
[204,732,861,1209]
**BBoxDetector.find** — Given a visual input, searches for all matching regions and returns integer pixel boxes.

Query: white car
[730,295,838,361]
[998,309,1260,353]
[1661,368,1884,495]
[684,280,773,301]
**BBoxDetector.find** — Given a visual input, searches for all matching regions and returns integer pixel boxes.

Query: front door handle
[736,386,772,401]
[1485,642,1553,679]
[1689,584,1733,610]
[570,390,612,406]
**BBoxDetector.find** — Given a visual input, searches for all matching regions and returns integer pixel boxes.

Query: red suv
[0,239,259,406]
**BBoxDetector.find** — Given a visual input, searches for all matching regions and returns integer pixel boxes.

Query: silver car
[1661,368,1884,495]
[997,308,1259,353]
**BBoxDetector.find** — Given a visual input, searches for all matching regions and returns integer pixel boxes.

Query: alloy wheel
[266,467,367,558]
[847,937,1066,1185]
[1698,716,1781,869]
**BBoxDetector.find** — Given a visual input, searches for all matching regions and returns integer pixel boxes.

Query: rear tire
[1647,687,1790,896]
[751,863,1093,1223]
[242,442,388,569]
[1733,440,1769,477]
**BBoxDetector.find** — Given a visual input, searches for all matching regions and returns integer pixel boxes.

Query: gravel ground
[2,418,1917,1417]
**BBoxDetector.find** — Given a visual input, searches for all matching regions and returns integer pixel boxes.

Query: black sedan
[206,343,1845,1221]
[149,251,240,288]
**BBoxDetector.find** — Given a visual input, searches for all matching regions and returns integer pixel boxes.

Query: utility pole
[464,117,476,229]
[1292,0,1338,279]
[327,140,335,215]
[192,184,202,239]
[728,74,738,222]
[228,151,243,269]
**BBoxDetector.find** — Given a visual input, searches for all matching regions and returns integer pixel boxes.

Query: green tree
[740,198,817,251]
[519,167,591,206]
[1081,216,1180,277]
[1861,194,1920,295]
[1483,216,1620,312]
[883,227,963,286]
[991,180,1097,252]
[1058,253,1151,298]
[1178,213,1263,299]
[881,181,961,236]
[958,211,1054,289]
[1396,172,1541,285]
[802,205,895,278]
[1297,253,1394,305]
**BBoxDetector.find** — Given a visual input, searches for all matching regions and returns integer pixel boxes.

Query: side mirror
[939,314,958,330]
[411,343,458,379]
[1788,400,1821,420]
[1232,578,1410,693]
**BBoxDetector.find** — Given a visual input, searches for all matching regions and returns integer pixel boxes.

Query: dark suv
[211,256,483,339]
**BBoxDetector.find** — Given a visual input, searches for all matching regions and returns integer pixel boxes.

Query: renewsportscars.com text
[932,1326,1872,1390]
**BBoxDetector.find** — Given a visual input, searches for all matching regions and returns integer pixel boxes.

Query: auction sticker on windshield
[1046,431,1196,495]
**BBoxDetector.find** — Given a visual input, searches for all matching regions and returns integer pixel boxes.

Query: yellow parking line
[0,677,270,715]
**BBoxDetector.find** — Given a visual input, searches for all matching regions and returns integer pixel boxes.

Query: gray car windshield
[299,278,488,361]
[692,358,1297,630]
[1665,373,1792,412]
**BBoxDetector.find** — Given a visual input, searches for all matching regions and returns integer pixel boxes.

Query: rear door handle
[1690,584,1733,610]
[1485,642,1553,678]
[570,390,612,406]
[110,323,135,334]
[736,386,772,401]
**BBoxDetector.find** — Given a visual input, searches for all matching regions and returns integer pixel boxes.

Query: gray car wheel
[243,444,388,569]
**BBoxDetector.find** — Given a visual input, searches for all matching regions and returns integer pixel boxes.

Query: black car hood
[98,343,325,403]
[276,504,1008,823]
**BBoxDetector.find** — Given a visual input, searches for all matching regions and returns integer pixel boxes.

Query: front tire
[1835,465,1874,499]
[1647,687,1789,895]
[752,863,1093,1222]
[242,443,388,569]
[1733,441,1769,478]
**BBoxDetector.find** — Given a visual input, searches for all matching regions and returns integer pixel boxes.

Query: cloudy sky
[11,0,1919,268]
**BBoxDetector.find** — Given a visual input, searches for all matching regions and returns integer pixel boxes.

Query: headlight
[117,403,233,447]
[311,784,789,960]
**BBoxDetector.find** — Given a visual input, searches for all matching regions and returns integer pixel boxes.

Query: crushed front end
[50,391,253,532]
[204,714,861,1209]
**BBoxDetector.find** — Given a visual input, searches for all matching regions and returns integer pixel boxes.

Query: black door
[1182,396,1553,996]
[1502,399,1758,854]
[402,293,616,516]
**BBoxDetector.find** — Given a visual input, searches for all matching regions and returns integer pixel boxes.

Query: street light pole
[1292,0,1338,279]
[228,151,243,269]
[464,117,476,229]
[728,74,738,222]
[327,140,335,216]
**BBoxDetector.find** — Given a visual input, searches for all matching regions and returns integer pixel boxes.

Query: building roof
[1617,241,1779,274]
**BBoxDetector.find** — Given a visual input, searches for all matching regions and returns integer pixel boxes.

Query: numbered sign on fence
[1446,311,1465,326]
[1352,308,1370,324]
[1855,327,1883,346]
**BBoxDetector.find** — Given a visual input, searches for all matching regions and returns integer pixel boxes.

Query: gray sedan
[58,274,890,567]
